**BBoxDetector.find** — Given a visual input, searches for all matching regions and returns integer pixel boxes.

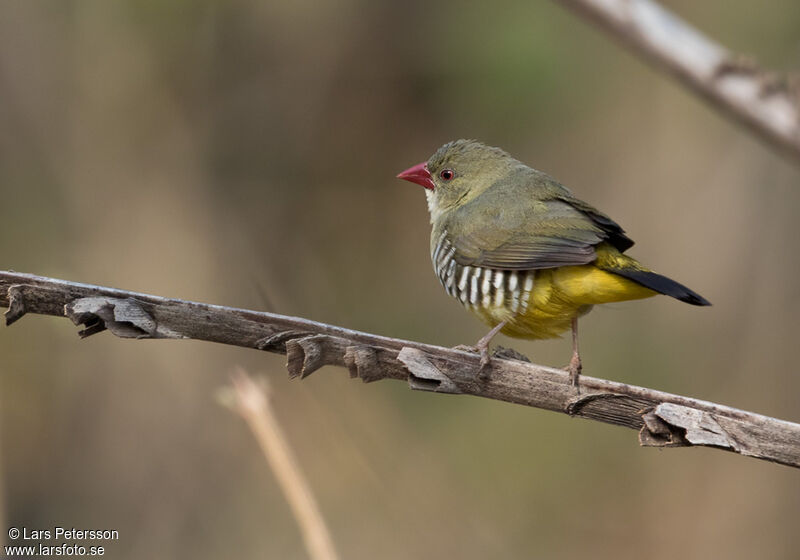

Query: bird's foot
[492,346,531,363]
[564,354,582,393]
[453,343,492,370]
[454,320,509,373]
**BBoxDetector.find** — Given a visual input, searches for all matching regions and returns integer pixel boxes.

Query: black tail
[610,268,711,306]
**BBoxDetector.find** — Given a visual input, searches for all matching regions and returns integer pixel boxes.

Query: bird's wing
[555,193,634,252]
[445,185,633,271]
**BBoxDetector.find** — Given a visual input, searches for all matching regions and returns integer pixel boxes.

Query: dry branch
[556,0,800,162]
[2,270,799,468]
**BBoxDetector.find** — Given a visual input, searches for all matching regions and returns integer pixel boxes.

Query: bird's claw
[478,348,491,370]
[491,346,531,363]
[453,344,492,371]
[565,355,582,393]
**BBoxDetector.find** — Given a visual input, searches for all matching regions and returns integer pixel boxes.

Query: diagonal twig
[556,0,800,162]
[222,369,340,560]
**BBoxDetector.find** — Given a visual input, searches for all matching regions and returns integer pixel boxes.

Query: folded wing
[444,175,634,271]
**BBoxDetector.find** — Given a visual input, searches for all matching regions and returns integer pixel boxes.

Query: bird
[397,139,710,387]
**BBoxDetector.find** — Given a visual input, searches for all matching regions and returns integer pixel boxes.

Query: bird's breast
[430,230,616,340]
[432,230,536,319]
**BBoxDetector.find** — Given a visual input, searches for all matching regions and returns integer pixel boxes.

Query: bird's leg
[454,320,508,370]
[566,317,582,390]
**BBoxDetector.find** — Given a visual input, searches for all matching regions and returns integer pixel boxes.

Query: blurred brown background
[1,1,799,558]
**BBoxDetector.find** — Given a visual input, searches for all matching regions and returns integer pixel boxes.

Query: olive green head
[397,139,521,222]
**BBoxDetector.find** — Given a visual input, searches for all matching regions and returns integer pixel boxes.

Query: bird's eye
[439,169,455,181]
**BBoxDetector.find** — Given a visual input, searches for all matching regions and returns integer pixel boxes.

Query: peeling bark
[2,271,799,468]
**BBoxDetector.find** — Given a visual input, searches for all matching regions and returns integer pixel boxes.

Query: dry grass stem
[227,368,339,560]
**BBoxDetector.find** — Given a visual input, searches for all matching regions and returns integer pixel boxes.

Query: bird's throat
[425,189,444,224]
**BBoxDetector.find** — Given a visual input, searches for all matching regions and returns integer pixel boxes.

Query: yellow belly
[470,264,656,339]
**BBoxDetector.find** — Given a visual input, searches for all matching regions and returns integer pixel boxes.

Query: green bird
[397,139,710,385]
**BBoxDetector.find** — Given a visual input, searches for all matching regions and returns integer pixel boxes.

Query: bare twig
[2,270,799,468]
[222,369,339,560]
[556,0,800,162]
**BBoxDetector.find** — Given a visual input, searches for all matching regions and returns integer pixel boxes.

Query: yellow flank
[471,245,657,340]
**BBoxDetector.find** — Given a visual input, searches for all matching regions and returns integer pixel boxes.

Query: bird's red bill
[396,161,434,190]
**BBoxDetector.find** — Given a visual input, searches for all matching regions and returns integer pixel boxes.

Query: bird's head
[397,139,516,223]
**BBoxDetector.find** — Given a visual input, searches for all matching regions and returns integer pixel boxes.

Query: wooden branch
[2,270,799,468]
[556,0,800,162]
